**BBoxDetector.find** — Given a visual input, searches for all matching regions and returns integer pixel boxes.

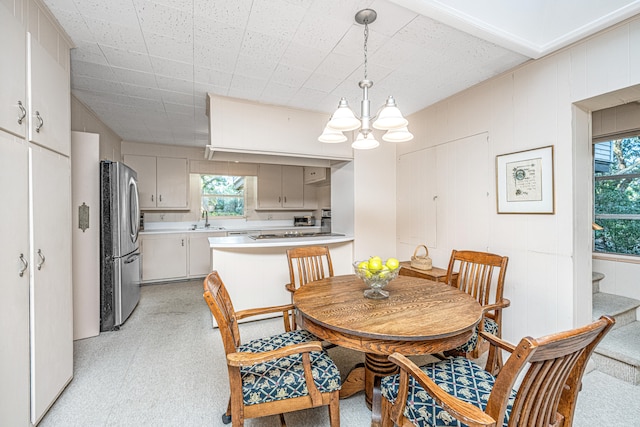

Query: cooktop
[248,232,344,240]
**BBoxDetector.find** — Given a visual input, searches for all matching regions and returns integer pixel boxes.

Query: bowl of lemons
[353,256,401,299]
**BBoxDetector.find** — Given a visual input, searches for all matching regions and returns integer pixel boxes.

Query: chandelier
[318,9,413,150]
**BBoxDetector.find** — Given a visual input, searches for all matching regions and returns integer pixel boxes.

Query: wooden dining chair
[286,245,334,296]
[443,250,510,371]
[380,315,615,427]
[203,271,341,427]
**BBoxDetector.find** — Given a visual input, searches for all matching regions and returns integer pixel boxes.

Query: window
[201,175,246,217]
[593,136,640,255]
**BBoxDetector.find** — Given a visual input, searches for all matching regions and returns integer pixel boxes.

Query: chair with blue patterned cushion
[380,315,614,427]
[443,250,510,373]
[203,271,342,427]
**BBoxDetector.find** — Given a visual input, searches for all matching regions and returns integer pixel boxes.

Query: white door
[28,34,70,156]
[156,157,188,208]
[140,234,187,282]
[282,165,304,208]
[257,164,283,208]
[29,145,73,424]
[0,5,27,138]
[0,130,30,426]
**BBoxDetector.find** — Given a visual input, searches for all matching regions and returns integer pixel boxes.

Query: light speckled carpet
[40,280,640,426]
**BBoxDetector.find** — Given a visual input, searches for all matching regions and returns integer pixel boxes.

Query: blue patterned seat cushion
[455,317,498,353]
[381,357,516,427]
[236,329,342,406]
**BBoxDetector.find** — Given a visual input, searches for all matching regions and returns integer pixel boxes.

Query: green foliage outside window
[593,137,640,255]
[201,175,245,217]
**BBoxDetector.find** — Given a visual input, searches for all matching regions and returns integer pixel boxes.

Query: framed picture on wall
[495,145,555,214]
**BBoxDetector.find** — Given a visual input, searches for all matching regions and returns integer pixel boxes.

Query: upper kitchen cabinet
[0,5,27,138]
[257,164,304,209]
[28,33,71,156]
[304,166,329,185]
[124,155,189,210]
[206,95,353,161]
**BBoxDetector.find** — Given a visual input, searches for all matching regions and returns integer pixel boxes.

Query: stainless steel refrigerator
[100,161,141,331]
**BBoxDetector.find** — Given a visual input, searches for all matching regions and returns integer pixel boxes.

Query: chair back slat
[203,271,241,355]
[447,250,508,307]
[287,245,334,291]
[484,316,615,427]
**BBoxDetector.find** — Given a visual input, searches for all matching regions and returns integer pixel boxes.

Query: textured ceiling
[40,0,640,147]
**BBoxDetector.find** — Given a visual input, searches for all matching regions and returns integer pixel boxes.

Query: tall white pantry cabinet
[0,2,73,426]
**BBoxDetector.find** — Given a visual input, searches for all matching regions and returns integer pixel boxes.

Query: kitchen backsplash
[143,218,311,231]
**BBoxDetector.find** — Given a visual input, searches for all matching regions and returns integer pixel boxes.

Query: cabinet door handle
[284,196,287,203]
[278,196,281,203]
[37,249,45,270]
[151,195,154,202]
[159,195,162,202]
[19,253,28,277]
[35,111,44,133]
[181,239,184,246]
[17,101,26,124]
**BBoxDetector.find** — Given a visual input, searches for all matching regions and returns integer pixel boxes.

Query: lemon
[368,256,383,272]
[385,257,400,270]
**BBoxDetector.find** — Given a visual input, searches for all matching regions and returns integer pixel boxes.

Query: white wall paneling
[394,14,640,346]
[396,133,490,268]
[71,131,100,340]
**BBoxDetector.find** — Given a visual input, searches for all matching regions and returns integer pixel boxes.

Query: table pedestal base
[339,353,399,427]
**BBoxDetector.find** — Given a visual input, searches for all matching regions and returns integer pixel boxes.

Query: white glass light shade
[382,127,413,142]
[328,98,361,131]
[318,125,347,143]
[351,132,379,150]
[372,96,408,130]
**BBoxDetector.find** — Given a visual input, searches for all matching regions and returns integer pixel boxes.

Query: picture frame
[495,145,554,214]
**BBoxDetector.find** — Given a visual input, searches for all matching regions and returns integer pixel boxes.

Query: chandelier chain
[363,22,369,80]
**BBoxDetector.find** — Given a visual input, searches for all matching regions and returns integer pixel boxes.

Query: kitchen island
[208,234,355,322]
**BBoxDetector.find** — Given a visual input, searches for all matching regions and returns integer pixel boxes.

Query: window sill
[592,253,640,264]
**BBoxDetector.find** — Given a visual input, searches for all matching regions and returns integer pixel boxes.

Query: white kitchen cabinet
[257,164,304,209]
[29,145,73,424]
[0,130,30,426]
[0,5,27,138]
[304,167,327,184]
[28,33,71,156]
[140,233,188,282]
[0,4,73,425]
[124,155,189,210]
[188,231,226,278]
[0,134,73,426]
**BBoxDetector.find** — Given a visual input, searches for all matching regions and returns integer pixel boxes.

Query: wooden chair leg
[380,396,394,427]
[328,390,340,427]
[278,413,286,426]
[222,397,232,424]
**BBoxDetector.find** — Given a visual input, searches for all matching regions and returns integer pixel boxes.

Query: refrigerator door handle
[129,177,140,243]
[124,252,140,264]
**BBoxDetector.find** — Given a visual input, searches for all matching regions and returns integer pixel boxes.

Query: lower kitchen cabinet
[188,232,226,278]
[140,233,188,283]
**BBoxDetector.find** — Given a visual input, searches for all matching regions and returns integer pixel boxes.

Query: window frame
[592,135,640,257]
[200,174,247,218]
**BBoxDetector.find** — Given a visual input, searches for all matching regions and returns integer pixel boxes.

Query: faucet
[203,210,210,228]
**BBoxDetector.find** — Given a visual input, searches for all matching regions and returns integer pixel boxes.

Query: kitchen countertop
[139,224,321,235]
[208,234,354,248]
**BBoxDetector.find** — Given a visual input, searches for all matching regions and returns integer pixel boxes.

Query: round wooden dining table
[293,274,483,427]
